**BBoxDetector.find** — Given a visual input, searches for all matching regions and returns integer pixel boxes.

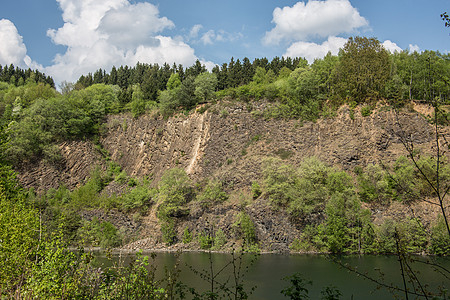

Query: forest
[0,36,449,298]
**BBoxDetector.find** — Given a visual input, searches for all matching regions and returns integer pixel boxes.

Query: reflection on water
[93,251,450,299]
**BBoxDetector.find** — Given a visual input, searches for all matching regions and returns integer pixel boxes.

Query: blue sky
[0,0,448,84]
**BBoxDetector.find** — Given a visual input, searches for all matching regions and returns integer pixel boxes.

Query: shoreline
[71,246,323,255]
[71,247,438,257]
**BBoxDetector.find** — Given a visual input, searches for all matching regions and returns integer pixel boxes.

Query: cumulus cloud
[98,2,174,48]
[284,36,347,63]
[0,19,41,69]
[382,40,402,53]
[43,0,204,84]
[263,0,368,45]
[409,44,421,53]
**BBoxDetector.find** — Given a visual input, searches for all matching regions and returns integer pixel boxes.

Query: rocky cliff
[16,101,445,252]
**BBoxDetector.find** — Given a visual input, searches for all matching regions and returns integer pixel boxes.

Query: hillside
[15,100,446,253]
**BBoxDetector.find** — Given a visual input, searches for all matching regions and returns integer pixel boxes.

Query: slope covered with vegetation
[0,36,449,298]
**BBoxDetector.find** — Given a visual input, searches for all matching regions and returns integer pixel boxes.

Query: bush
[289,157,331,216]
[360,105,372,117]
[157,168,193,218]
[77,218,122,248]
[212,229,227,250]
[233,211,257,249]
[429,216,450,255]
[251,182,261,199]
[160,217,177,245]
[263,158,301,207]
[182,227,193,244]
[196,180,228,207]
[356,164,391,203]
[121,185,154,212]
[198,232,213,249]
[157,168,193,244]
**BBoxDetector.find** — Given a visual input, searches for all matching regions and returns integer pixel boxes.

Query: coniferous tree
[186,60,206,78]
[217,63,228,90]
[242,57,254,85]
[109,66,118,85]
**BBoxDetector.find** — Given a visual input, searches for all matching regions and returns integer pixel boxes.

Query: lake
[94,251,450,299]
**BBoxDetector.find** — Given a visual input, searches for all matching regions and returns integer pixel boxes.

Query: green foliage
[281,273,312,300]
[263,158,301,207]
[290,157,331,216]
[198,232,213,249]
[336,36,390,102]
[157,168,193,218]
[320,285,342,300]
[68,168,108,209]
[413,155,450,197]
[376,218,428,254]
[158,88,179,115]
[290,224,326,253]
[121,184,154,212]
[274,148,294,160]
[160,217,177,245]
[5,83,120,163]
[166,73,181,90]
[77,218,122,248]
[196,179,228,207]
[130,84,146,117]
[287,166,374,255]
[281,273,343,300]
[323,189,371,254]
[212,229,227,250]
[356,156,450,204]
[251,182,262,199]
[99,251,167,299]
[360,105,373,117]
[384,74,409,107]
[194,72,218,102]
[157,168,193,244]
[429,216,450,255]
[233,211,257,250]
[182,227,193,244]
[0,172,39,293]
[177,76,199,109]
[25,237,83,298]
[263,157,336,217]
[356,164,391,203]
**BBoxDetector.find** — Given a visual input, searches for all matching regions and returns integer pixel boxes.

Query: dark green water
[94,252,450,299]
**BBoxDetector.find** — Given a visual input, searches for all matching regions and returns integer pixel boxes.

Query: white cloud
[0,19,41,69]
[99,2,175,49]
[201,30,216,45]
[409,44,420,53]
[189,24,203,39]
[382,40,402,53]
[284,36,347,63]
[200,60,217,72]
[263,0,368,45]
[200,30,243,45]
[43,0,207,84]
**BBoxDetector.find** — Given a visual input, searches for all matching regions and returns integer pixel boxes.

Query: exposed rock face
[100,103,435,189]
[17,140,106,194]
[101,111,210,182]
[16,102,444,252]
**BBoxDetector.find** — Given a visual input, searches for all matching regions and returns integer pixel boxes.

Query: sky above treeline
[0,0,448,85]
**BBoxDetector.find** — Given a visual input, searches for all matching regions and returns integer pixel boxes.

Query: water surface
[94,251,450,299]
